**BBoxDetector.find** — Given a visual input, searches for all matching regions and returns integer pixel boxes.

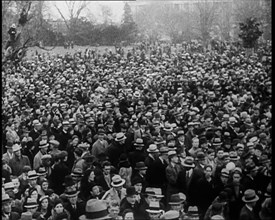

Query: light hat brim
[111,179,126,187]
[242,195,259,203]
[79,214,111,220]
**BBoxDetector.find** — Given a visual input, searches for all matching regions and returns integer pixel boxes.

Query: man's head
[102,161,111,175]
[108,200,120,219]
[126,186,137,205]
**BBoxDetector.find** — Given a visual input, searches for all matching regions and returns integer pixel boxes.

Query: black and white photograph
[2,0,272,220]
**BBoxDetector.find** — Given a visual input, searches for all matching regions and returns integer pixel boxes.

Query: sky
[47,1,126,24]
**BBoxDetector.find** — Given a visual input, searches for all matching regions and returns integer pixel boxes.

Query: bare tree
[54,1,90,40]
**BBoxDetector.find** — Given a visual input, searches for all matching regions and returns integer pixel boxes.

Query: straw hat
[79,199,110,220]
[146,201,164,214]
[115,133,126,142]
[27,170,38,180]
[111,175,125,187]
[147,144,159,153]
[135,162,148,170]
[24,197,38,209]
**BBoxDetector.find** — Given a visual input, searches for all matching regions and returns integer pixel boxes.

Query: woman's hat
[27,170,38,180]
[169,193,186,205]
[115,133,126,142]
[24,197,39,209]
[147,144,159,153]
[242,189,259,203]
[39,195,49,203]
[111,175,126,187]
[146,201,164,214]
[135,161,147,170]
[79,199,110,220]
[182,156,195,168]
[161,210,180,220]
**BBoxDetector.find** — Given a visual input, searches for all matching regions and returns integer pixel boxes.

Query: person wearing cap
[3,141,14,164]
[101,175,127,204]
[166,150,182,204]
[92,129,108,159]
[79,199,110,220]
[145,201,165,220]
[120,186,139,215]
[8,144,31,177]
[239,189,259,220]
[2,193,20,220]
[33,140,49,170]
[131,162,148,190]
[168,193,186,219]
[145,144,159,168]
[184,122,196,150]
[57,121,71,151]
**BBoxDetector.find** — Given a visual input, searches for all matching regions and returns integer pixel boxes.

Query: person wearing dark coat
[120,186,139,215]
[147,146,168,189]
[50,151,70,195]
[57,121,71,150]
[95,161,112,191]
[239,189,259,220]
[2,193,21,220]
[107,133,127,167]
[187,151,206,206]
[196,165,217,220]
[128,138,146,168]
[144,144,159,169]
[63,190,86,220]
[241,163,259,191]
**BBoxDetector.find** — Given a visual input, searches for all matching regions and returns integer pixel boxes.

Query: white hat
[111,175,125,187]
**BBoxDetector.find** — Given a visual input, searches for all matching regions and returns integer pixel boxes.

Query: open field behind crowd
[26,46,133,59]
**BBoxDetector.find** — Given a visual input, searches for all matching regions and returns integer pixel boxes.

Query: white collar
[245,204,253,211]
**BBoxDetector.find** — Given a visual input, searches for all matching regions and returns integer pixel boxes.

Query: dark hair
[122,209,134,219]
[102,161,111,168]
[74,147,83,157]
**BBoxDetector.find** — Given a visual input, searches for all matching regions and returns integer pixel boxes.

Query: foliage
[238,17,263,48]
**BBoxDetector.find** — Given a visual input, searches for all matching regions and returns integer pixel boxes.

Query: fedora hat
[71,168,83,177]
[37,167,47,176]
[79,199,110,220]
[187,206,199,216]
[4,182,14,191]
[115,132,126,142]
[167,150,177,158]
[2,193,11,203]
[169,193,186,205]
[153,188,164,198]
[242,189,259,203]
[182,156,195,168]
[196,151,206,160]
[12,144,22,152]
[159,146,169,154]
[147,144,159,153]
[220,168,230,178]
[20,212,33,220]
[98,129,105,135]
[65,189,79,198]
[27,170,38,180]
[229,151,240,161]
[163,124,173,132]
[146,201,164,214]
[212,138,222,146]
[49,140,60,146]
[135,161,147,170]
[161,210,180,220]
[39,140,49,149]
[111,175,125,187]
[131,176,143,186]
[134,138,144,146]
[24,197,38,209]
[5,141,13,149]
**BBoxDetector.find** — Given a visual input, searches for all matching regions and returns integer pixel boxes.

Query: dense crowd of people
[2,40,272,220]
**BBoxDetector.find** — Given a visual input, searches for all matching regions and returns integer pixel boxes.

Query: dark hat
[242,189,259,203]
[63,175,75,187]
[135,161,147,170]
[259,154,270,165]
[57,151,68,159]
[118,154,131,168]
[126,186,136,197]
[169,193,186,205]
[131,176,143,186]
[254,144,263,151]
[55,212,69,220]
[196,151,205,160]
[5,141,13,148]
[23,166,32,173]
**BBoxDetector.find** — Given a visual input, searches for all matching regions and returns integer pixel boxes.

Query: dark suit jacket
[64,200,86,220]
[147,157,168,188]
[95,174,111,191]
[119,197,139,215]
[239,205,258,220]
[128,150,146,168]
